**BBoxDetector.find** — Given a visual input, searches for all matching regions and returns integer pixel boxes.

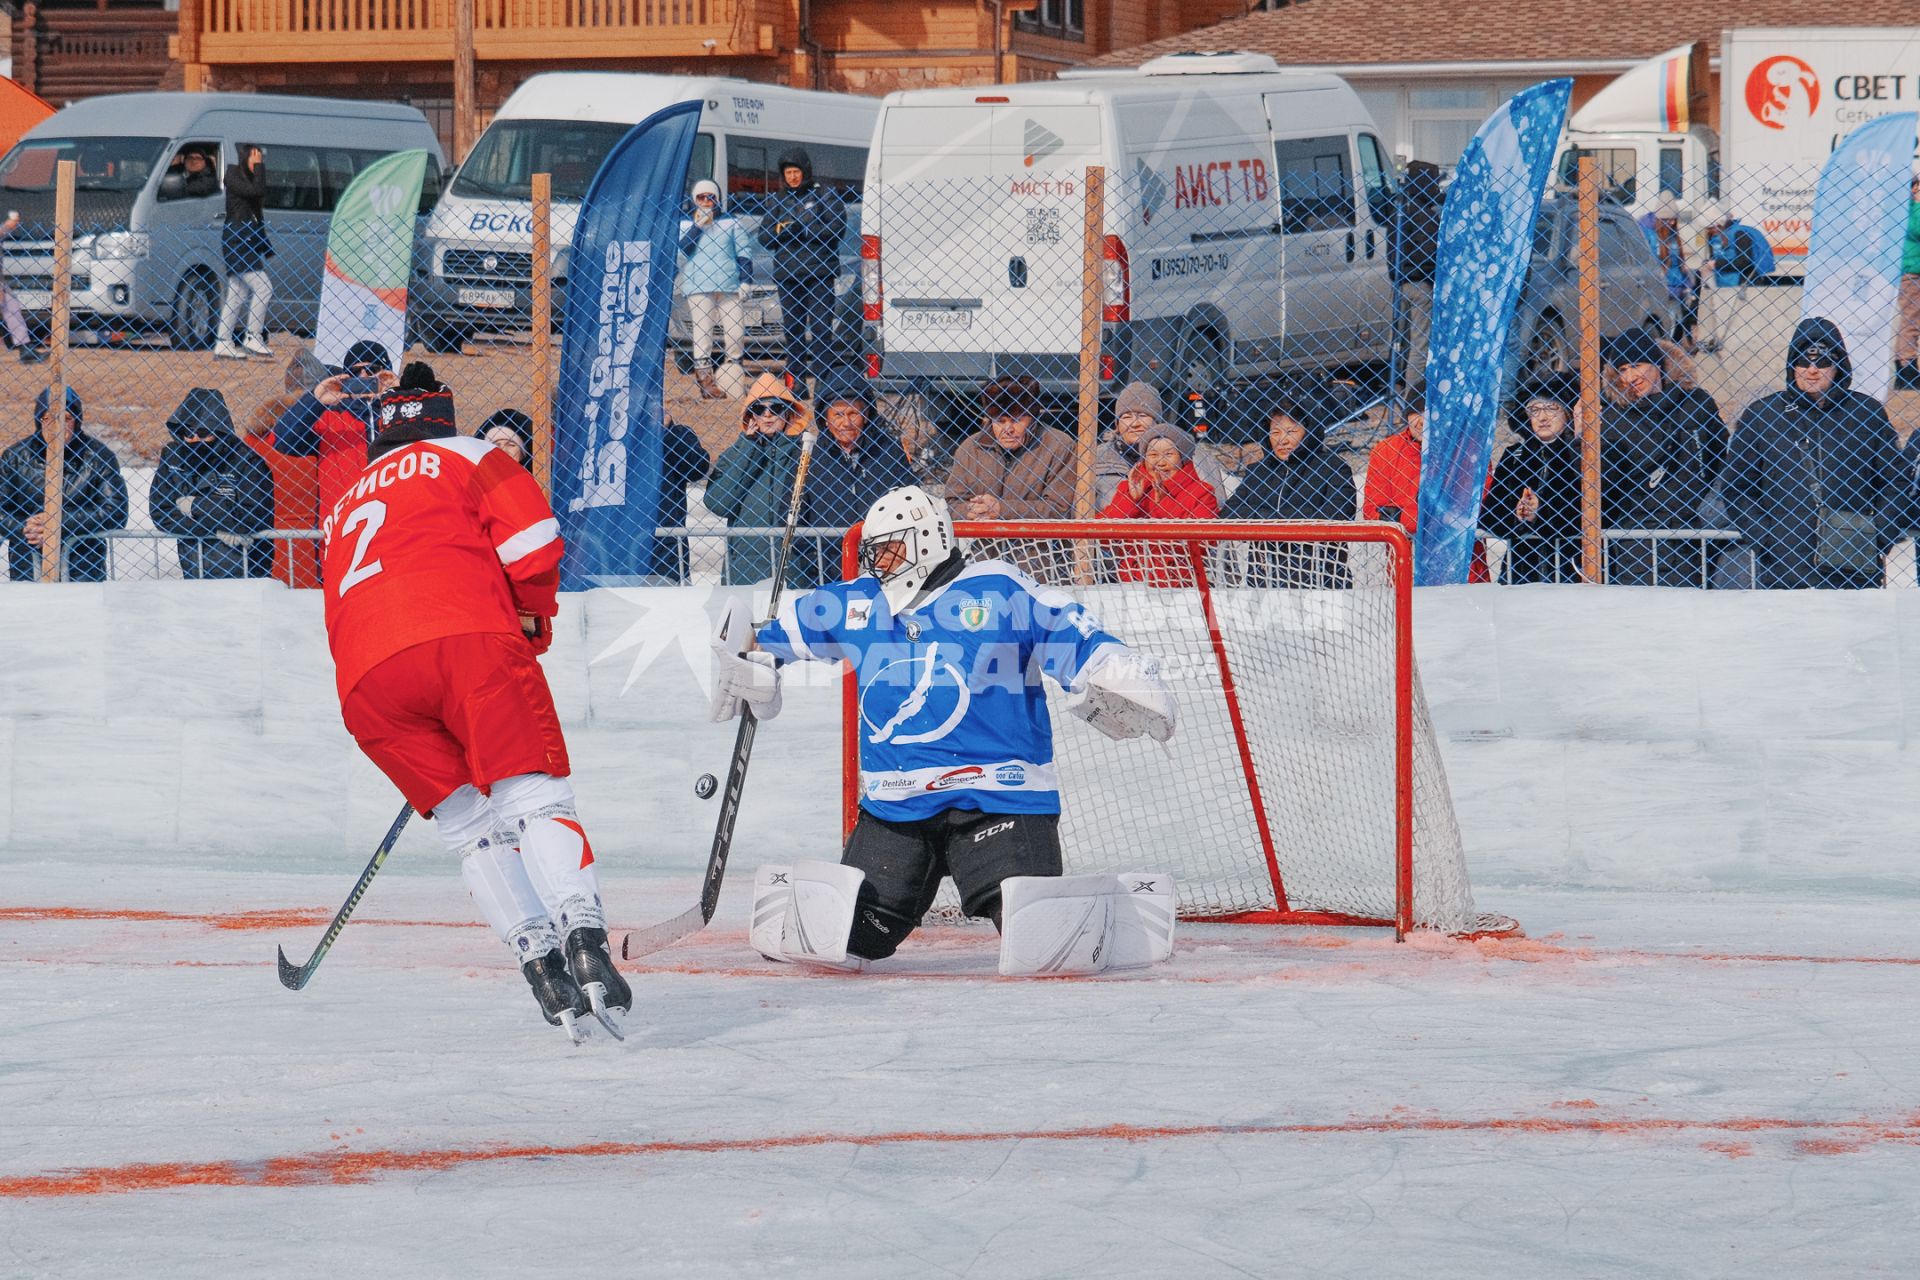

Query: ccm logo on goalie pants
[972,820,1015,843]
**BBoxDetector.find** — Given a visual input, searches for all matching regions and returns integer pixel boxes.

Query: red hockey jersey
[321,435,562,698]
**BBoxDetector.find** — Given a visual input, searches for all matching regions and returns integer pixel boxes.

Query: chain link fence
[3,147,1918,591]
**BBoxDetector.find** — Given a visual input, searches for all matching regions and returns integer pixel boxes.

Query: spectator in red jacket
[271,339,400,518]
[1362,385,1490,582]
[1099,422,1219,585]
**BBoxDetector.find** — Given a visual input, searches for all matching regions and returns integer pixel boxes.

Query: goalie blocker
[752,861,1177,976]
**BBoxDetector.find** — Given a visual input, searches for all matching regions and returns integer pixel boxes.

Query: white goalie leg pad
[459,832,562,961]
[779,859,867,971]
[1065,649,1176,744]
[490,772,606,936]
[750,864,794,962]
[998,872,1178,976]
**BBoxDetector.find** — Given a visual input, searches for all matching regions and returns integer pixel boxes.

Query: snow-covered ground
[4,583,1919,1275]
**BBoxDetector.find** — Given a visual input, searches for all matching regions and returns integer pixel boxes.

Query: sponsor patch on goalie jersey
[958,600,991,631]
[846,599,873,630]
[927,765,985,792]
[995,763,1027,786]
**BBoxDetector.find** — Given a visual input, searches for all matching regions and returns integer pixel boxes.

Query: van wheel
[1524,313,1573,379]
[1179,327,1226,395]
[170,275,220,351]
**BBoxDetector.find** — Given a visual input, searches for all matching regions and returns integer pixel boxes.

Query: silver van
[0,92,444,348]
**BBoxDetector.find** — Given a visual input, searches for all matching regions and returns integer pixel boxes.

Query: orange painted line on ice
[6,907,1920,969]
[5,1111,1917,1199]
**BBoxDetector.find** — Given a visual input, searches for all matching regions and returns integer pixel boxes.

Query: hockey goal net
[839,519,1508,938]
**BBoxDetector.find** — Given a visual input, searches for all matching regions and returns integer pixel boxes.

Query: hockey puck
[693,772,719,799]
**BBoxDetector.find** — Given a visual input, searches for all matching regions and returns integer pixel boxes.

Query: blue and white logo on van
[995,764,1026,786]
[1023,119,1064,168]
[1135,159,1168,225]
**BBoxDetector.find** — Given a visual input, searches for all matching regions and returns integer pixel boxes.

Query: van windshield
[1,137,168,193]
[449,120,633,203]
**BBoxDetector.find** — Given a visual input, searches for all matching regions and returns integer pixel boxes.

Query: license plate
[901,309,972,330]
[458,287,516,309]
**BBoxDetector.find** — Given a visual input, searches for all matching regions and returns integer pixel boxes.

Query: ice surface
[3,584,1919,1273]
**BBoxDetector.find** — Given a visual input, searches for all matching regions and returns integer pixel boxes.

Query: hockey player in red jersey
[320,365,628,1039]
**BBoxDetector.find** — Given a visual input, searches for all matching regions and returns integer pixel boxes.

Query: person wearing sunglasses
[704,371,808,585]
[676,178,756,399]
[1725,317,1905,590]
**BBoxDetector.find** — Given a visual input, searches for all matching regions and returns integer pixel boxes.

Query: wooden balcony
[192,0,766,64]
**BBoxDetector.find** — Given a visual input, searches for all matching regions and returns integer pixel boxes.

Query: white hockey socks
[491,773,605,936]
[998,872,1178,976]
[775,860,867,971]
[460,832,561,961]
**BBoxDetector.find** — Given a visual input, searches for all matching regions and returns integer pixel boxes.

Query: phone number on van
[1148,251,1230,282]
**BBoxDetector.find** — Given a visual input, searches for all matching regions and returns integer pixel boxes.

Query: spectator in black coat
[216,142,274,359]
[1220,391,1356,587]
[149,387,274,579]
[1388,160,1443,383]
[1725,317,1906,589]
[650,417,712,582]
[0,387,128,582]
[798,367,919,581]
[1486,374,1585,583]
[1599,327,1723,585]
[761,147,847,392]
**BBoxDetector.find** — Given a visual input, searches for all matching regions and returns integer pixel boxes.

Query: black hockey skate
[523,951,591,1044]
[566,926,631,1040]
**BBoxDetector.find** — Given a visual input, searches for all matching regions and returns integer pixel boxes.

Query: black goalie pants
[839,808,1062,960]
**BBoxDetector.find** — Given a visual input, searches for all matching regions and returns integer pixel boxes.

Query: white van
[417,72,879,351]
[860,52,1397,404]
[0,93,443,348]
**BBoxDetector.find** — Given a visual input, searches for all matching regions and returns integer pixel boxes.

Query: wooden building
[168,0,1252,157]
[12,1,178,105]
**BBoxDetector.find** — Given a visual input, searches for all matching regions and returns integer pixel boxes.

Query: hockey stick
[276,801,414,991]
[624,426,818,960]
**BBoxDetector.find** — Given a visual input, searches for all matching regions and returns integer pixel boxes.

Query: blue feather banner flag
[1414,79,1572,586]
[554,100,701,588]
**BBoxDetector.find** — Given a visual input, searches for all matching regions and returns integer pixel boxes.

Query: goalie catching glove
[1065,649,1175,743]
[709,595,782,723]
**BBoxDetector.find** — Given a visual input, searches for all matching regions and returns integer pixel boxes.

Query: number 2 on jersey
[336,500,388,596]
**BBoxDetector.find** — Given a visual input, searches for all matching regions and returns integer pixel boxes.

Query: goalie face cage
[839,520,1503,940]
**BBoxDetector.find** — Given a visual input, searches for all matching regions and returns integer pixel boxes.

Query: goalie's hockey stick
[624,425,819,961]
[277,800,414,990]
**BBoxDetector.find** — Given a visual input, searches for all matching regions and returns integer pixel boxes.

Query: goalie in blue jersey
[710,484,1182,975]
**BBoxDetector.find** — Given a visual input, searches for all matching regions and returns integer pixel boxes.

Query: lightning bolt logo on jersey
[756,560,1125,820]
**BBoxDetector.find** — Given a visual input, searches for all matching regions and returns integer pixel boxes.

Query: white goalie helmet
[859,484,955,613]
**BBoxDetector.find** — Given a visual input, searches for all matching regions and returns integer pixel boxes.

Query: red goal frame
[838,519,1420,938]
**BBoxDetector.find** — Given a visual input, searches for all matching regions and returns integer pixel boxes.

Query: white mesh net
[898,525,1479,934]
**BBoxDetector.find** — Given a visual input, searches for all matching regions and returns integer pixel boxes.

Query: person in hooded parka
[150,387,275,579]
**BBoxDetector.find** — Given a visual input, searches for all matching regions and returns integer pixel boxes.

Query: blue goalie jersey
[755,559,1126,821]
